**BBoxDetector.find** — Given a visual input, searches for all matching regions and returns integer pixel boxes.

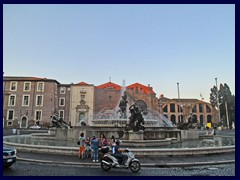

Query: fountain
[3,80,235,158]
[83,85,181,147]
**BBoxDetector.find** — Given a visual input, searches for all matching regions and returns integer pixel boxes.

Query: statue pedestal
[128,130,144,141]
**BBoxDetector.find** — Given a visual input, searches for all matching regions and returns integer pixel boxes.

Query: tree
[219,83,235,128]
[210,86,218,107]
[210,83,235,128]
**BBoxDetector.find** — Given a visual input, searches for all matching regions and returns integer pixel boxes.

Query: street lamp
[177,82,181,123]
[215,78,221,127]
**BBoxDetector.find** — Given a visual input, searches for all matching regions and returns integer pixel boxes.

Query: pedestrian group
[77,133,126,163]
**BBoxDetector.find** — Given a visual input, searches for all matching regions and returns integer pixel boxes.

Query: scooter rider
[112,140,128,165]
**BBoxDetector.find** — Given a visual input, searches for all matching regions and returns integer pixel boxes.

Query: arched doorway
[21,116,28,128]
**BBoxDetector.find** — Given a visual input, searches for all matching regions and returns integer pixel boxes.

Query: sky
[3,4,235,102]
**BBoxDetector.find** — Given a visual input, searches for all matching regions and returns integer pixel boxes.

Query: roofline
[3,76,61,84]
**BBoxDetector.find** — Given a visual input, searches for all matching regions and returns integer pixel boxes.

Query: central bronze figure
[125,103,145,132]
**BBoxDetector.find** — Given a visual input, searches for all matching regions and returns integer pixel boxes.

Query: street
[3,161,235,176]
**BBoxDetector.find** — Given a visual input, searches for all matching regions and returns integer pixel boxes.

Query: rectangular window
[199,103,203,113]
[36,95,43,106]
[10,81,17,91]
[7,110,14,120]
[135,87,139,94]
[59,98,65,106]
[60,87,66,94]
[35,110,42,120]
[7,121,13,126]
[59,110,64,119]
[37,82,44,92]
[8,95,16,106]
[22,95,30,106]
[170,103,175,113]
[81,95,85,100]
[24,82,31,91]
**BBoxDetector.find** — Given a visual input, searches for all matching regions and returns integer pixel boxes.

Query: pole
[177,82,181,123]
[225,101,230,129]
[215,78,221,127]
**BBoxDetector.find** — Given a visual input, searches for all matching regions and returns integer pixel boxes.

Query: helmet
[116,139,122,145]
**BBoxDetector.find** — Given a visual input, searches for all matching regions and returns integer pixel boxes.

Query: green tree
[210,83,235,128]
[219,83,235,128]
[210,86,218,107]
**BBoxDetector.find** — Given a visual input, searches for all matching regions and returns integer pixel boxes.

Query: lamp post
[177,82,181,123]
[215,78,221,127]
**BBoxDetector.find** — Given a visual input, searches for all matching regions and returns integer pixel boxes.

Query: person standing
[78,132,86,159]
[91,136,99,162]
[85,137,91,158]
[99,133,108,148]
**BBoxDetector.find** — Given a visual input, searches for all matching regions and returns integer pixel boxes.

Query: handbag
[77,140,80,145]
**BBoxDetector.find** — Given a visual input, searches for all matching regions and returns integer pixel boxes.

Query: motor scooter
[100,147,141,172]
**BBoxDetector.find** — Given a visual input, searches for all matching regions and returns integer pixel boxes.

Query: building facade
[3,77,59,128]
[3,76,219,128]
[69,82,94,126]
[159,95,218,125]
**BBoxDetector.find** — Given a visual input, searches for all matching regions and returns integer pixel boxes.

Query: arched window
[136,100,147,112]
[177,105,183,113]
[199,103,203,113]
[163,114,168,119]
[192,114,198,123]
[163,105,168,112]
[170,103,175,112]
[200,115,204,125]
[206,105,211,113]
[207,115,212,123]
[192,105,197,113]
[178,115,183,123]
[170,114,176,125]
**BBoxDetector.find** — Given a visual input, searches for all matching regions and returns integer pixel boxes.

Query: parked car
[3,146,17,168]
[29,125,41,129]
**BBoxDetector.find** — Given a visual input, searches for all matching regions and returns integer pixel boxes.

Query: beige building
[159,95,219,126]
[69,82,94,126]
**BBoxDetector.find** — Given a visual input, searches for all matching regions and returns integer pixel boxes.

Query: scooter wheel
[129,161,141,172]
[101,158,111,171]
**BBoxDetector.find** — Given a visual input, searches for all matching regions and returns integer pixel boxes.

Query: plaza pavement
[16,151,235,168]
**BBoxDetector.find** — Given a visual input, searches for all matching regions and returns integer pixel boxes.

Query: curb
[17,157,235,168]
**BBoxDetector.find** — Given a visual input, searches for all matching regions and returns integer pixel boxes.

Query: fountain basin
[3,136,235,157]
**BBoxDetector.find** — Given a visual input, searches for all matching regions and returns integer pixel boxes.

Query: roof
[126,82,156,95]
[96,82,122,90]
[76,82,89,85]
[3,76,60,84]
[172,98,199,103]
